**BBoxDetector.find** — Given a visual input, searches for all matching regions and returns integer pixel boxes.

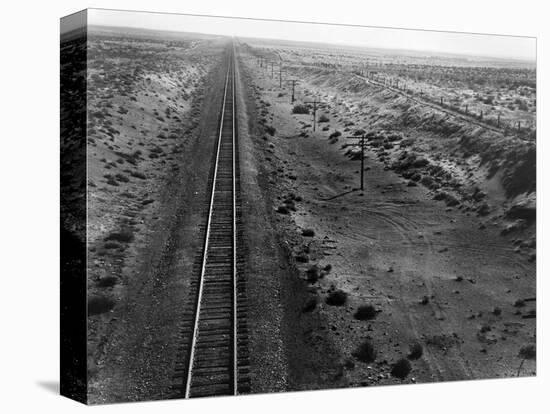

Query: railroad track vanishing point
[171,45,249,399]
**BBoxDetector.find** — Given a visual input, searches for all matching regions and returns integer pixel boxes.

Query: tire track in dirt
[332,202,472,381]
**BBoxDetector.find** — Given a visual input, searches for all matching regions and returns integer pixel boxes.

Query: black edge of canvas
[60,9,88,405]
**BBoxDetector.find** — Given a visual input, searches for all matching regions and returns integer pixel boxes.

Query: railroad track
[170,45,249,399]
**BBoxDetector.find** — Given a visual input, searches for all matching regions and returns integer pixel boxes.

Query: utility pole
[346,134,367,190]
[279,64,283,88]
[286,79,298,104]
[304,98,326,132]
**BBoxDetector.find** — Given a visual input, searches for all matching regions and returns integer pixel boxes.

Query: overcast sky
[82,8,536,61]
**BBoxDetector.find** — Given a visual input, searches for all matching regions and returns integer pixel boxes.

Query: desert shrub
[326,289,347,306]
[506,202,536,222]
[444,194,460,206]
[408,342,424,360]
[391,358,412,379]
[265,125,276,136]
[518,344,536,360]
[285,202,297,212]
[420,175,436,188]
[88,295,115,316]
[306,266,320,283]
[105,228,134,243]
[302,228,315,237]
[302,297,317,313]
[354,128,366,136]
[292,104,309,114]
[353,340,377,363]
[413,157,429,168]
[354,304,377,320]
[329,131,342,139]
[483,95,495,105]
[104,241,121,250]
[277,205,289,214]
[295,253,309,263]
[323,264,332,272]
[115,173,129,183]
[318,114,330,123]
[480,323,491,333]
[517,344,536,376]
[410,172,422,182]
[96,276,118,288]
[514,299,526,307]
[131,171,147,180]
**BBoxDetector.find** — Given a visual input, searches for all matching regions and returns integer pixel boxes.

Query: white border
[0,1,546,412]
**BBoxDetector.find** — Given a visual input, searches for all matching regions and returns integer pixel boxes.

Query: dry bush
[277,205,290,214]
[96,276,118,288]
[326,289,347,306]
[306,266,320,283]
[354,304,377,320]
[302,297,317,313]
[353,340,377,363]
[292,104,310,114]
[391,358,412,379]
[408,342,424,360]
[88,295,115,316]
[105,228,134,243]
[302,228,315,237]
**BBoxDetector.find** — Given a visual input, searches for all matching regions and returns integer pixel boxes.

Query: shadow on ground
[36,381,59,395]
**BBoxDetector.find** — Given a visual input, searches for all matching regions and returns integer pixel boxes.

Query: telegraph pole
[304,98,326,132]
[279,64,283,88]
[286,79,298,104]
[346,134,366,190]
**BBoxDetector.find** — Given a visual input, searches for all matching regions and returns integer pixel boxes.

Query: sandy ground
[236,51,348,394]
[237,45,536,388]
[86,33,230,403]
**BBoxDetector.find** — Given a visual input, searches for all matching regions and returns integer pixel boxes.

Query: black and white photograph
[58,7,538,405]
